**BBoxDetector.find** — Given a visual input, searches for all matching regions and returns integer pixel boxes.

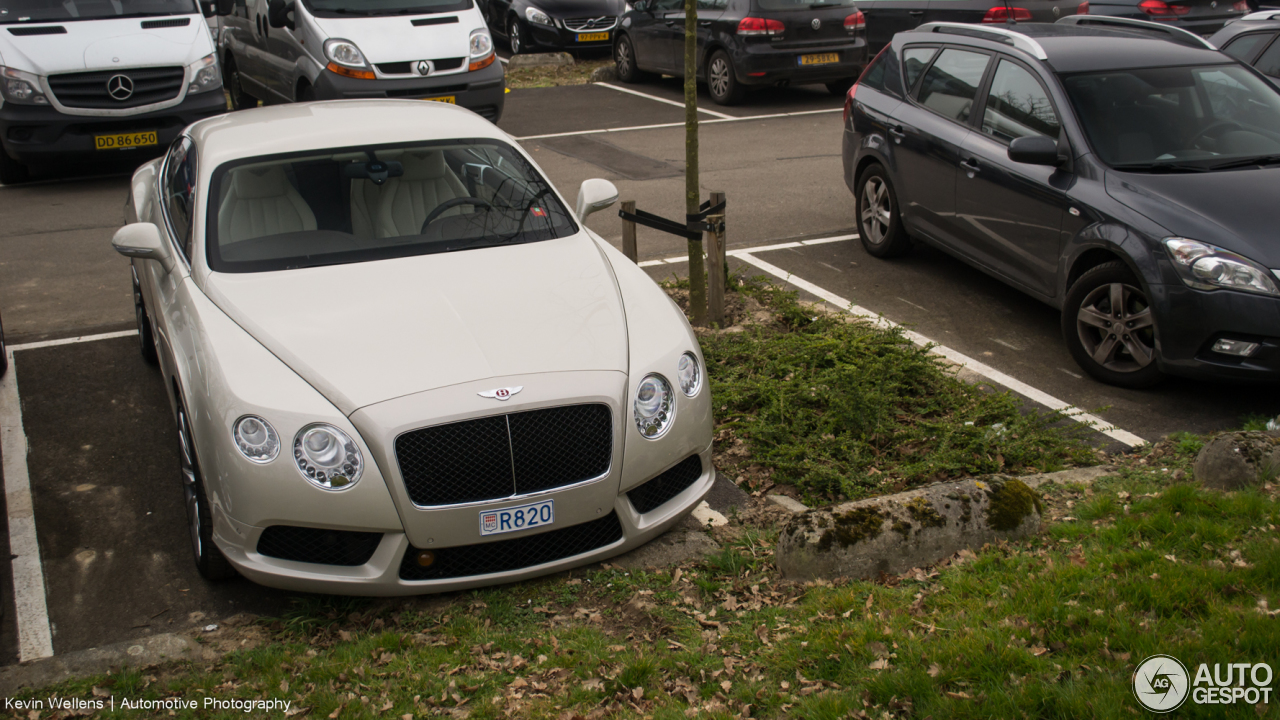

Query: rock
[590,65,618,83]
[506,52,574,69]
[767,494,809,514]
[776,476,1042,581]
[1194,431,1280,490]
[611,515,719,570]
[1019,465,1116,489]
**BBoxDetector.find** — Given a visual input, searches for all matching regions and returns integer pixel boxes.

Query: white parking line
[594,82,737,119]
[515,106,842,142]
[10,329,138,353]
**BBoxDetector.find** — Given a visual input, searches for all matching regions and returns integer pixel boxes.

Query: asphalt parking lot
[2,75,1278,667]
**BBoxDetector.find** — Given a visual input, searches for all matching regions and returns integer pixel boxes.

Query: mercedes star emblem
[106,74,134,101]
[478,386,523,401]
[811,18,821,29]
[415,60,433,76]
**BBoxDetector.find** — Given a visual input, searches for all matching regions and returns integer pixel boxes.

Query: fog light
[416,550,435,567]
[1212,338,1260,357]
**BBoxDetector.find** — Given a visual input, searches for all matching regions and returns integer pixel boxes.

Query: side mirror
[112,223,173,272]
[1007,135,1060,166]
[575,178,619,221]
[215,0,234,15]
[267,0,295,29]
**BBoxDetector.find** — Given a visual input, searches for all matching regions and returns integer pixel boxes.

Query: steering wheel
[1188,119,1243,149]
[419,197,493,234]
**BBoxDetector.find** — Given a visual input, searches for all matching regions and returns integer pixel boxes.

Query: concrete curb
[0,633,216,696]
[506,52,574,69]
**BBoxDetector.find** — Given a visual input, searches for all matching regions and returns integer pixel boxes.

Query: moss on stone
[985,479,1043,532]
[905,497,946,530]
[892,518,913,539]
[816,506,886,551]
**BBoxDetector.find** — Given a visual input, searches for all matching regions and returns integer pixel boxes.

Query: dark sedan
[614,0,870,104]
[483,0,625,53]
[843,17,1280,386]
[1210,10,1280,82]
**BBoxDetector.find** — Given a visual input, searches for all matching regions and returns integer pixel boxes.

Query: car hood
[203,234,629,416]
[308,12,480,64]
[526,0,626,18]
[0,16,212,75]
[1105,167,1280,268]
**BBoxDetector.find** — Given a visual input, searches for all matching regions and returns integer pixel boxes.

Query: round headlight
[634,374,674,439]
[233,415,279,464]
[677,352,701,397]
[293,424,364,490]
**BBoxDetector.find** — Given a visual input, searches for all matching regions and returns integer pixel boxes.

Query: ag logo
[478,386,523,401]
[1134,655,1190,713]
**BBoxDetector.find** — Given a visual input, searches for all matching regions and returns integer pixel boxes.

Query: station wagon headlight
[525,5,553,25]
[1163,237,1280,297]
[323,39,369,68]
[186,53,222,94]
[634,374,674,439]
[232,415,280,464]
[677,352,702,397]
[0,66,48,105]
[293,424,364,490]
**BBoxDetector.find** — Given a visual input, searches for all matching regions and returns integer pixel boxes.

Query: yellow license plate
[94,131,158,150]
[577,31,609,42]
[421,96,456,104]
[798,53,840,66]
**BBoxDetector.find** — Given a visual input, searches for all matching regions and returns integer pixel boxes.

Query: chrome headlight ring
[293,423,364,490]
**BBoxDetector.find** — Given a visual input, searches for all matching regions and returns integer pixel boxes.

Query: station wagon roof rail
[1055,14,1216,50]
[914,22,1049,60]
[1239,9,1280,20]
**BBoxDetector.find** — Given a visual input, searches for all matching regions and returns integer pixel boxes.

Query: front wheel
[297,83,317,102]
[614,34,654,84]
[855,164,911,258]
[706,50,745,106]
[0,148,29,185]
[509,15,529,54]
[177,401,236,580]
[1062,261,1164,388]
[224,55,257,111]
[133,267,158,365]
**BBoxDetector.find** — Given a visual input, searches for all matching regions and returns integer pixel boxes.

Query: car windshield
[1062,64,1280,171]
[0,0,195,23]
[301,0,468,17]
[206,140,579,274]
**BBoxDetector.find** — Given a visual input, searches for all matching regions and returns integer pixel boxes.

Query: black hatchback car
[1210,10,1280,82]
[613,0,870,104]
[483,0,625,54]
[843,17,1280,387]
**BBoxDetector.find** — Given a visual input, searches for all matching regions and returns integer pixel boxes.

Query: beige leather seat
[376,151,468,238]
[350,179,383,240]
[217,166,317,244]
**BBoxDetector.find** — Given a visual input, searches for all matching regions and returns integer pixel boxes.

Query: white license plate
[479,499,554,536]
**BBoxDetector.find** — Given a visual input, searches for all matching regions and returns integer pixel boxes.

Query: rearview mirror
[575,178,619,221]
[1007,135,1060,166]
[267,0,295,29]
[112,223,173,272]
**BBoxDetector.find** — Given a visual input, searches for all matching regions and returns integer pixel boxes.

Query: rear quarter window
[859,47,904,98]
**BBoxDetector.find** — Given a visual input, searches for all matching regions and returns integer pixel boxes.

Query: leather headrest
[400,151,450,181]
[231,166,292,199]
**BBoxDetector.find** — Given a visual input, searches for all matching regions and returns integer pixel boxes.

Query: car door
[954,56,1071,298]
[145,137,198,383]
[662,0,725,75]
[630,0,684,72]
[222,0,269,97]
[263,11,307,101]
[892,45,992,248]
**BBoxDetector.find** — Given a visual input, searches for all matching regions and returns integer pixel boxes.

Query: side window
[915,48,991,123]
[1223,32,1276,62]
[163,137,196,260]
[902,46,937,94]
[1254,38,1280,78]
[981,59,1061,143]
[654,0,683,11]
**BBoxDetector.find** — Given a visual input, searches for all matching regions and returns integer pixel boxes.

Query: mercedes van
[215,0,504,122]
[0,0,230,183]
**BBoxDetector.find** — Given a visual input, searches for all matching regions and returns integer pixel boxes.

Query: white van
[0,0,230,183]
[215,0,503,121]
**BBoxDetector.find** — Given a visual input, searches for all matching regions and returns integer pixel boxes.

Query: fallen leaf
[868,658,890,670]
[927,664,941,677]
[1030,646,1049,657]
[946,691,971,700]
[720,680,732,692]
[865,593,874,610]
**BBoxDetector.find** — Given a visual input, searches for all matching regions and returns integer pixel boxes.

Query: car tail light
[1233,0,1249,10]
[1138,0,1189,15]
[1077,1,1089,13]
[981,6,1033,22]
[738,17,785,35]
[844,10,865,29]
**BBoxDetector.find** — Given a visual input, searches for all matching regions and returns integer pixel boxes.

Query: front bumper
[0,90,227,167]
[526,22,615,50]
[734,39,868,86]
[311,61,505,122]
[216,445,714,595]
[1151,282,1280,381]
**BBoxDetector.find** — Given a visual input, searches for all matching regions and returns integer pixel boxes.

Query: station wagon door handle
[960,158,980,176]
[699,20,711,25]
[888,125,906,139]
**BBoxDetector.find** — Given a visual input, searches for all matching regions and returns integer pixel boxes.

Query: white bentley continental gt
[113,100,714,595]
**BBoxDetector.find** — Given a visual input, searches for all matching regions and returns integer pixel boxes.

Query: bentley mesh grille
[399,511,623,580]
[47,66,185,109]
[256,526,383,566]
[627,454,703,514]
[395,403,612,506]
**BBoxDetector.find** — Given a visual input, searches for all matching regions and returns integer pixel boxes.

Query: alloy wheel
[1076,282,1155,373]
[616,39,632,76]
[860,176,892,245]
[510,19,522,54]
[709,57,730,99]
[177,407,203,563]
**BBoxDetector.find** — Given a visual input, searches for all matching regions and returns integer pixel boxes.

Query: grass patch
[691,278,1096,503]
[505,57,613,89]
[19,441,1280,719]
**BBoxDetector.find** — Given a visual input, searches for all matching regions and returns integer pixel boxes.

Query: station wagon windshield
[0,0,195,23]
[206,140,578,273]
[1062,64,1280,171]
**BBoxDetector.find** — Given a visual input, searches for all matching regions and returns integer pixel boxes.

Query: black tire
[132,267,159,365]
[855,164,911,258]
[177,399,236,581]
[825,78,855,96]
[297,83,317,102]
[0,148,29,185]
[1062,261,1164,388]
[706,50,745,106]
[614,34,654,84]
[224,55,257,111]
[508,15,529,54]
[0,312,8,379]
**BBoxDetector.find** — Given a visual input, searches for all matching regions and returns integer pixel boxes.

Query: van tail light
[1138,0,1190,15]
[1077,1,1089,13]
[981,6,1033,22]
[844,10,866,29]
[737,17,785,35]
[326,62,375,80]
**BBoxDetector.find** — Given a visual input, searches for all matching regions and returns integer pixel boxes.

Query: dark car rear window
[755,0,854,10]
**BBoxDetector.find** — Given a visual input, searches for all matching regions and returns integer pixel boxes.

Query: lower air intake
[257,526,383,566]
[627,454,703,514]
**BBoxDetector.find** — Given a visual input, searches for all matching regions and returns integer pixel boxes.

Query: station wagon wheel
[132,267,158,365]
[509,15,526,54]
[177,400,236,580]
[1062,261,1164,388]
[707,50,745,106]
[855,164,910,258]
[615,34,653,84]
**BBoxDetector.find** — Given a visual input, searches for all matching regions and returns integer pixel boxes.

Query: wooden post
[706,191,726,326]
[621,200,637,263]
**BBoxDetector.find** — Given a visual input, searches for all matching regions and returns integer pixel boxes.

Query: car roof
[1213,12,1280,39]
[186,100,512,170]
[899,22,1232,73]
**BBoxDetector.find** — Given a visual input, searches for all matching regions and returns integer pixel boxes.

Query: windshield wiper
[1204,154,1280,171]
[1111,161,1210,173]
